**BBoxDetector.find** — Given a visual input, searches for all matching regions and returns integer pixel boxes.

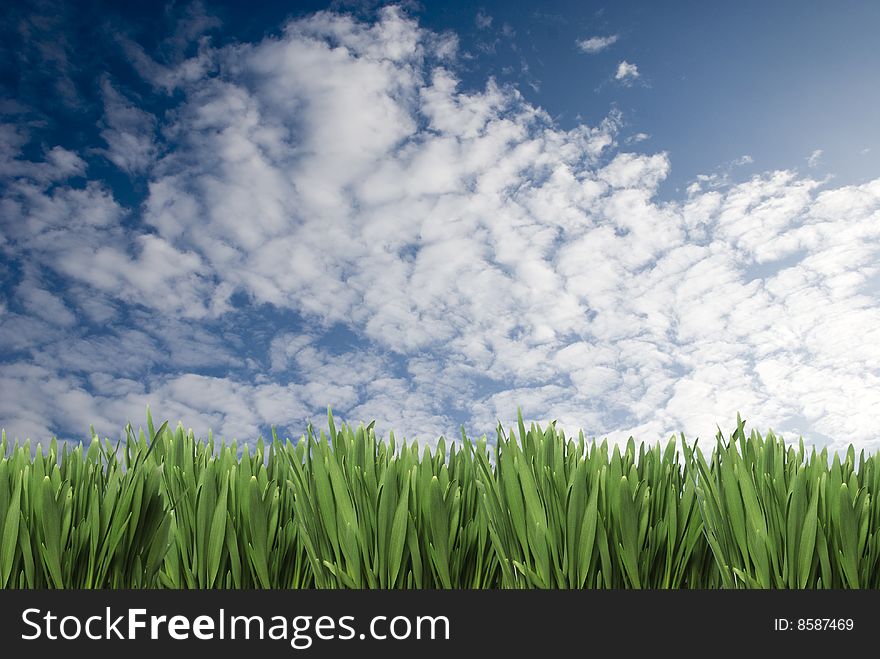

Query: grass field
[1,410,878,589]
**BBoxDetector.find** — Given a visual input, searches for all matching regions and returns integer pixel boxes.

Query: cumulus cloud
[1,166,226,320]
[576,34,619,53]
[615,60,640,83]
[3,7,880,455]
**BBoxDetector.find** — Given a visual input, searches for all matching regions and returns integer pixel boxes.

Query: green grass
[1,409,878,588]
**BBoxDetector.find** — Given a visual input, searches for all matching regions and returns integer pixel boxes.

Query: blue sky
[2,0,880,452]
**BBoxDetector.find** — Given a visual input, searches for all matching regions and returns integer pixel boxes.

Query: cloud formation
[615,60,640,83]
[96,78,158,174]
[576,34,619,53]
[2,7,880,455]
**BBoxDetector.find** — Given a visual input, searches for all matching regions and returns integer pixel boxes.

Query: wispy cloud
[576,34,619,53]
[95,78,158,174]
[475,10,492,29]
[615,60,640,84]
[625,132,650,144]
[807,148,824,168]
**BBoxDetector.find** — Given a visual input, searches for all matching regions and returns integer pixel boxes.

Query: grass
[1,409,878,589]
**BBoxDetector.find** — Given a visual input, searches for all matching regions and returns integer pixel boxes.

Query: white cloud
[0,363,302,445]
[576,34,619,53]
[598,152,669,189]
[615,60,640,83]
[475,10,492,30]
[16,275,77,327]
[1,163,228,319]
[0,124,86,182]
[807,148,824,168]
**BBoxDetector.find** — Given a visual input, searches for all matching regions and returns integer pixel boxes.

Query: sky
[1,0,880,452]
